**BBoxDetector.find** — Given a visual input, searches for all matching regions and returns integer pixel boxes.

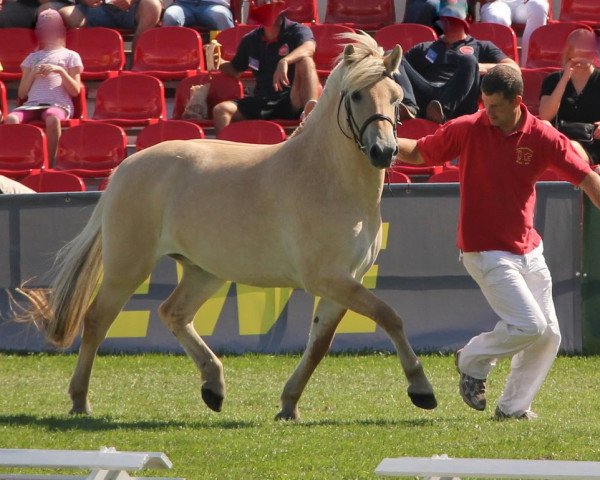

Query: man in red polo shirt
[395,64,600,420]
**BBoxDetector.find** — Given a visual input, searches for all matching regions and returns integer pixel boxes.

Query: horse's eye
[350,91,362,102]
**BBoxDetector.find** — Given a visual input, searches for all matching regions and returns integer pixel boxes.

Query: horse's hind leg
[158,261,226,412]
[318,277,436,410]
[276,299,347,421]
[70,267,154,414]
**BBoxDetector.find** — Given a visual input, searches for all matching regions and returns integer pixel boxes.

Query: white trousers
[480,0,549,66]
[458,243,561,415]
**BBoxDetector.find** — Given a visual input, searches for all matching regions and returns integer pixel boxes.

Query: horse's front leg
[318,277,437,410]
[275,298,347,421]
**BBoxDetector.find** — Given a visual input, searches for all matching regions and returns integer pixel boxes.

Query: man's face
[482,92,521,130]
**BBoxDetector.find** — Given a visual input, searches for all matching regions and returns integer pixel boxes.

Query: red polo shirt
[417,105,592,254]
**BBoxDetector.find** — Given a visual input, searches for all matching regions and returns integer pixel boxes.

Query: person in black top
[539,29,600,164]
[402,0,518,124]
[214,0,319,133]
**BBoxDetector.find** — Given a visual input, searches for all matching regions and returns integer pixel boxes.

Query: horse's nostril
[370,144,383,160]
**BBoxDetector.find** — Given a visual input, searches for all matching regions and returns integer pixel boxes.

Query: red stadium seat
[18,83,88,128]
[216,120,286,144]
[172,72,244,127]
[521,67,560,116]
[284,0,319,24]
[310,24,355,75]
[216,25,257,61]
[427,169,460,183]
[469,22,518,63]
[324,0,395,30]
[0,81,7,120]
[136,120,205,151]
[525,22,593,68]
[124,27,204,80]
[559,0,600,28]
[66,27,124,80]
[54,123,127,177]
[0,124,48,179]
[374,23,438,53]
[392,119,443,176]
[21,170,86,192]
[86,74,166,127]
[385,170,411,183]
[0,28,36,82]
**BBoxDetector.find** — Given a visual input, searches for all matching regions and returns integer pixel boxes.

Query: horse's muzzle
[369,143,398,169]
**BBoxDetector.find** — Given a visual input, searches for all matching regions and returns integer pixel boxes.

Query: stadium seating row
[0,119,287,181]
[0,19,595,84]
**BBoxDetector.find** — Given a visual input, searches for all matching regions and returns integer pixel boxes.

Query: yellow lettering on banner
[106,311,151,338]
[237,285,294,335]
[381,222,389,250]
[192,281,232,336]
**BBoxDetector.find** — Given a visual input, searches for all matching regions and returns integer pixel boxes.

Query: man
[213,0,319,134]
[395,64,600,419]
[58,0,160,50]
[0,0,73,28]
[472,0,549,66]
[402,0,518,124]
[403,0,441,30]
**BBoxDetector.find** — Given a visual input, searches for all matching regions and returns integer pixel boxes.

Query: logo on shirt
[459,46,474,55]
[278,44,290,56]
[516,147,533,165]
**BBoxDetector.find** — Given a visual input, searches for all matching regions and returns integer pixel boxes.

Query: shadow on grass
[0,414,257,431]
[290,417,436,428]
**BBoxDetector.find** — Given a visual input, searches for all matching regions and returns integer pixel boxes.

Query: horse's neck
[285,85,385,208]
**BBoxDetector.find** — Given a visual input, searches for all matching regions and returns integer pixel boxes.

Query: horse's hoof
[201,386,224,412]
[408,391,437,410]
[69,405,92,416]
[274,410,300,421]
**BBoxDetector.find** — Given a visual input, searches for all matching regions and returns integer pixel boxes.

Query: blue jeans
[162,0,233,29]
[77,2,139,30]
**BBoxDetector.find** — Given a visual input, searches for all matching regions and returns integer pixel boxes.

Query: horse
[19,33,437,420]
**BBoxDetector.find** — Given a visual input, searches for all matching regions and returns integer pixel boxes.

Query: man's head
[437,0,470,35]
[249,0,286,28]
[481,64,523,131]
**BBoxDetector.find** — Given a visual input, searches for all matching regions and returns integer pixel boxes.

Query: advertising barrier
[0,183,584,353]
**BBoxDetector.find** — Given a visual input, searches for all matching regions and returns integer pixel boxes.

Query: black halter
[337,71,401,154]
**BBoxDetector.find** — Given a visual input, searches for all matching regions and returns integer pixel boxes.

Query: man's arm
[579,170,600,210]
[396,138,425,165]
[273,40,316,92]
[219,61,242,78]
[479,57,519,75]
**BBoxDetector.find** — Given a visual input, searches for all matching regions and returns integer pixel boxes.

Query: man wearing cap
[395,64,600,420]
[213,0,320,133]
[402,0,518,124]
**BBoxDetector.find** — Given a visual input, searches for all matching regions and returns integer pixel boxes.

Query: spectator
[403,0,440,30]
[213,0,319,133]
[402,0,518,124]
[162,0,233,30]
[471,0,549,66]
[4,9,82,161]
[58,0,160,50]
[0,0,73,28]
[0,175,35,194]
[539,29,600,164]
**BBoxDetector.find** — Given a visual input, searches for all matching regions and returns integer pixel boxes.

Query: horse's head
[335,34,404,169]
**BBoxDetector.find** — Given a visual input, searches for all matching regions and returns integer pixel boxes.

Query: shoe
[494,405,538,421]
[455,349,487,411]
[425,100,446,124]
[398,102,417,121]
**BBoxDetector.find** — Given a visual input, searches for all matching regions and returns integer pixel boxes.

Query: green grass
[1,353,600,479]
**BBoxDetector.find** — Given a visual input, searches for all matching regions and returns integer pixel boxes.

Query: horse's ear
[384,44,403,74]
[343,44,355,62]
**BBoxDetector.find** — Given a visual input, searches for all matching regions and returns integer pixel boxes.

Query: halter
[337,71,401,154]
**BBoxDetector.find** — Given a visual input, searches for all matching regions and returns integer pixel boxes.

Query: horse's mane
[335,32,388,93]
[289,33,388,139]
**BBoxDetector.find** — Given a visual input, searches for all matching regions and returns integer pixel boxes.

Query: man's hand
[105,0,133,11]
[273,58,289,92]
[81,0,102,7]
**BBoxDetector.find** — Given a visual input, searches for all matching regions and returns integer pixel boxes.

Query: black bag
[556,120,596,145]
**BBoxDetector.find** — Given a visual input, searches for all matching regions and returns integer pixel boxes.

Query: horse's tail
[16,196,105,349]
